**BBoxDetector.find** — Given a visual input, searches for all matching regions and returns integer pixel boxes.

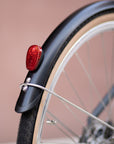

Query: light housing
[26,45,42,71]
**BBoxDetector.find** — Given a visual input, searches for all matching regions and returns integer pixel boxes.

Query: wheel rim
[33,16,114,144]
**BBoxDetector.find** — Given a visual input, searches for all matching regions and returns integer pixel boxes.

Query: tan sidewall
[33,14,114,144]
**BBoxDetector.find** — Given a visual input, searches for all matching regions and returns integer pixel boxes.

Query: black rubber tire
[16,1,114,144]
[17,106,39,144]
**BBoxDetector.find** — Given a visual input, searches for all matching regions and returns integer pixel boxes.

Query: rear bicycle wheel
[17,1,114,144]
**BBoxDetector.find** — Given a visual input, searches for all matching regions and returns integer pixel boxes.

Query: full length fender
[15,1,114,113]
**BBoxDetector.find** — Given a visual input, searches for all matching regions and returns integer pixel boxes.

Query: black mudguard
[15,1,114,113]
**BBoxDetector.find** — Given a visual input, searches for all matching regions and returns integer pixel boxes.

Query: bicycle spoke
[75,53,107,112]
[41,142,83,144]
[109,30,114,121]
[88,86,114,123]
[46,117,76,143]
[47,111,79,140]
[87,41,93,109]
[62,70,87,129]
[61,101,85,128]
[101,32,109,92]
[21,83,114,130]
[63,70,86,109]
[101,32,112,120]
[111,30,114,85]
[41,142,76,144]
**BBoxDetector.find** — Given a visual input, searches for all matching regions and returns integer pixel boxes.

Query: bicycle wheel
[17,1,114,144]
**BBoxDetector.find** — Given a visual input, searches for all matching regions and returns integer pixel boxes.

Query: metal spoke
[88,86,114,123]
[41,143,83,144]
[62,101,85,128]
[46,117,76,143]
[75,53,107,112]
[21,83,114,130]
[101,32,112,120]
[109,30,114,120]
[101,32,109,93]
[47,111,79,139]
[41,143,73,144]
[41,142,75,144]
[111,30,114,85]
[51,125,76,144]
[87,41,93,109]
[63,70,86,109]
[62,70,87,128]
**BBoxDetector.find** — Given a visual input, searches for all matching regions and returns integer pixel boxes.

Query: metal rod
[20,83,114,131]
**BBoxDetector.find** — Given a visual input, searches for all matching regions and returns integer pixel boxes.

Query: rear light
[26,45,42,71]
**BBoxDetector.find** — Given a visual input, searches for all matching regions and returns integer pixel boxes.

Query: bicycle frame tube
[15,1,114,113]
[88,86,114,124]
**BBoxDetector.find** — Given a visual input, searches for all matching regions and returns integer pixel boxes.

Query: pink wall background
[0,0,99,142]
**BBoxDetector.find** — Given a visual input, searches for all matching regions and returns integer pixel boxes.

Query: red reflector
[26,45,42,71]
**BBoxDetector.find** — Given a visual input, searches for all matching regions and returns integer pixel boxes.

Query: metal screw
[46,120,57,125]
[22,77,31,92]
[26,77,31,83]
[22,85,28,91]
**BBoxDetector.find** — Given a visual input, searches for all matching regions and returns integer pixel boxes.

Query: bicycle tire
[17,1,114,144]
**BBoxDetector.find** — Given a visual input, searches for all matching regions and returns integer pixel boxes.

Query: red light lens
[26,45,42,71]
